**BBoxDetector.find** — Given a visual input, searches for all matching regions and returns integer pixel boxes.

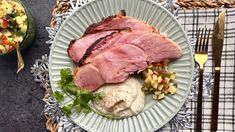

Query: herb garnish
[53,68,103,116]
[52,91,64,102]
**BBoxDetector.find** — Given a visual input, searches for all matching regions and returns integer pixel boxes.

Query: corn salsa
[0,0,27,54]
[142,59,177,100]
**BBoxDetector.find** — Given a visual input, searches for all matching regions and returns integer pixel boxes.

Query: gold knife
[211,10,226,131]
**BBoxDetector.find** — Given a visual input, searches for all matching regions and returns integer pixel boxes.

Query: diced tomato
[1,19,8,28]
[1,35,7,40]
[3,39,10,45]
[160,77,166,84]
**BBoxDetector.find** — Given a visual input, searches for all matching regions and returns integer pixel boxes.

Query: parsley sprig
[52,68,103,116]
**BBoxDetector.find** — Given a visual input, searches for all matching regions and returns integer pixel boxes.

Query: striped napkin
[176,8,235,132]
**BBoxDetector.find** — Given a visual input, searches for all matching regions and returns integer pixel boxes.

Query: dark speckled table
[0,0,55,131]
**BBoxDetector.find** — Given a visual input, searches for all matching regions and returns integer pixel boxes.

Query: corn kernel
[144,75,152,84]
[158,93,165,100]
[157,76,162,83]
[15,16,23,24]
[150,79,154,85]
[158,84,163,91]
[168,86,177,94]
[154,91,161,95]
[153,95,157,100]
[0,45,5,50]
[165,78,170,83]
[170,73,176,80]
[20,25,27,33]
[164,90,169,94]
[152,74,158,81]
[152,82,159,89]
[147,69,153,75]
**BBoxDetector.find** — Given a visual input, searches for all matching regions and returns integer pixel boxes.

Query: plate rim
[49,0,194,131]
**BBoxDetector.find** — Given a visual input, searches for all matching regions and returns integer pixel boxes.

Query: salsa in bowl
[0,0,35,56]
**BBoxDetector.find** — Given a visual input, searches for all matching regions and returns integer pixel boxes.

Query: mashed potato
[93,77,145,117]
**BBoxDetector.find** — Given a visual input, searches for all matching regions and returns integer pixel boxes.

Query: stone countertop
[0,0,55,131]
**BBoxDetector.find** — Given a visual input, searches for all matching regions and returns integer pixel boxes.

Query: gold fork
[194,28,210,131]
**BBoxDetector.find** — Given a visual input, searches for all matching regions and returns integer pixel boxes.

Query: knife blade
[211,10,226,131]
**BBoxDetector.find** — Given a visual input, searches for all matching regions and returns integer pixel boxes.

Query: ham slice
[74,30,182,91]
[68,31,116,63]
[74,64,104,91]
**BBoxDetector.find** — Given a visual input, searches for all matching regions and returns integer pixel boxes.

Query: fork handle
[211,69,221,131]
[196,69,204,131]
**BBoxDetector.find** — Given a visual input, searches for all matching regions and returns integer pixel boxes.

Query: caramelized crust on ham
[68,31,116,63]
[84,10,156,35]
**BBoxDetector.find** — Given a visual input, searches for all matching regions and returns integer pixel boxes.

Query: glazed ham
[84,10,156,35]
[74,30,182,91]
[68,10,183,91]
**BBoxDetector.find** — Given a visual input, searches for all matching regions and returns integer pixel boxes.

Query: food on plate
[84,10,156,35]
[0,0,27,54]
[54,10,183,116]
[73,30,182,91]
[142,59,177,100]
[93,77,145,117]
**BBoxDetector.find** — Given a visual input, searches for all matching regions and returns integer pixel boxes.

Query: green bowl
[0,0,36,56]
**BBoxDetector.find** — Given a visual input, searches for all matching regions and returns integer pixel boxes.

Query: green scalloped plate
[49,0,194,131]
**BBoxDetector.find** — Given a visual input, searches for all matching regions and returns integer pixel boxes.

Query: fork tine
[195,28,201,52]
[205,29,211,52]
[199,28,204,52]
[202,28,207,51]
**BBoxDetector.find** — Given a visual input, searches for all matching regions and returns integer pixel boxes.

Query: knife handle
[211,68,221,131]
[196,69,203,131]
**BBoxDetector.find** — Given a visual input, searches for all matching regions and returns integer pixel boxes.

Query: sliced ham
[84,10,156,35]
[83,30,182,65]
[74,30,182,91]
[69,11,182,91]
[68,31,116,63]
[74,64,104,91]
[68,10,158,64]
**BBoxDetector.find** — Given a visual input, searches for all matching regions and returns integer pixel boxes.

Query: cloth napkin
[177,8,235,132]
